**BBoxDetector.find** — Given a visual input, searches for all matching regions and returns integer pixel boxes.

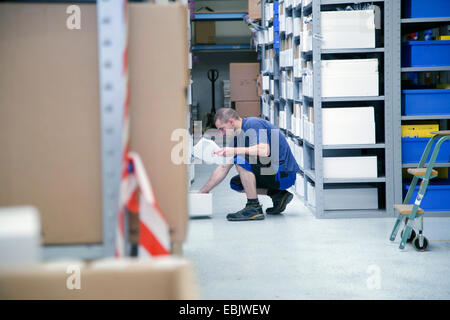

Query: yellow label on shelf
[401,124,439,138]
[438,35,450,40]
[437,83,450,89]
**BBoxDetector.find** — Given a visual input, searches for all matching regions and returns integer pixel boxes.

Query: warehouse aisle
[185,164,450,300]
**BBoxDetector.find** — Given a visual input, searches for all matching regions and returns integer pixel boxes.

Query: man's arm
[199,163,234,193]
[214,143,270,158]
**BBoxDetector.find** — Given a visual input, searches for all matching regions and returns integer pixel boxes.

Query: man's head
[214,108,242,136]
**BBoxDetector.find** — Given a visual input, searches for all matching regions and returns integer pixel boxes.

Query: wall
[192,51,258,120]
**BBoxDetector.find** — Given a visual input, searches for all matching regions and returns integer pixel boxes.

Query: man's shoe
[226,204,265,221]
[266,190,293,215]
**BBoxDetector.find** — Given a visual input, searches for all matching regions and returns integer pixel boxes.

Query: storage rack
[191,12,252,51]
[392,1,450,217]
[259,0,395,218]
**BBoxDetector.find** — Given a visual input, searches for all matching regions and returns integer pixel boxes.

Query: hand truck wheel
[413,236,429,251]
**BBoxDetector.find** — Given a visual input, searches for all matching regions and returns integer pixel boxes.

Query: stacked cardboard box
[0,257,199,299]
[194,21,215,44]
[0,3,189,247]
[230,63,261,118]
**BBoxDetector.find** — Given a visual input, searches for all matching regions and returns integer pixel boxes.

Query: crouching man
[199,108,300,221]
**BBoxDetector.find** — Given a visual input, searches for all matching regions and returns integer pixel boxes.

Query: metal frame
[393,1,450,217]
[262,0,394,218]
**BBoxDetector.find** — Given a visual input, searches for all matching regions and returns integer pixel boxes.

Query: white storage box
[286,16,293,35]
[324,186,378,210]
[321,10,375,49]
[307,181,315,207]
[262,75,270,91]
[321,59,379,97]
[323,156,378,179]
[0,206,41,267]
[295,174,305,197]
[188,192,212,217]
[294,17,301,37]
[322,107,376,145]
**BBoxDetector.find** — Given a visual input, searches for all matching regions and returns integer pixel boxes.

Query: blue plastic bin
[402,137,450,164]
[402,89,450,116]
[402,41,450,67]
[403,0,450,18]
[403,179,450,211]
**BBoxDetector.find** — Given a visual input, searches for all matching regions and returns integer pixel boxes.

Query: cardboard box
[230,63,260,102]
[194,21,215,44]
[0,257,199,300]
[235,101,261,118]
[248,0,262,21]
[129,3,189,244]
[0,3,189,245]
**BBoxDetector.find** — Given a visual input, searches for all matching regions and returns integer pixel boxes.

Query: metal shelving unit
[192,44,252,51]
[259,0,394,218]
[303,0,394,218]
[392,1,450,215]
[192,12,248,21]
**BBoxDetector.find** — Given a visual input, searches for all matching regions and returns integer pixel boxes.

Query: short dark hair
[214,108,240,124]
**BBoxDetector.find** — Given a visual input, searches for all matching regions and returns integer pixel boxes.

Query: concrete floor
[185,164,450,300]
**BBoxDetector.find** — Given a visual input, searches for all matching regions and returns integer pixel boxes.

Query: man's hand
[214,147,236,157]
[198,188,209,194]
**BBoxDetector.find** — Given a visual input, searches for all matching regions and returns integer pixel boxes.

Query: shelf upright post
[96,0,128,257]
[311,0,323,217]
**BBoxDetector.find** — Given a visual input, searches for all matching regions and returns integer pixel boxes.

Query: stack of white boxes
[222,80,231,108]
[286,15,293,36]
[302,61,313,97]
[292,103,303,138]
[322,107,376,145]
[264,1,274,27]
[287,70,294,100]
[302,15,312,52]
[280,70,287,99]
[321,59,379,97]
[304,106,314,144]
[279,1,286,33]
[307,181,315,207]
[269,100,275,125]
[294,16,301,38]
[262,75,270,92]
[279,109,287,129]
[262,95,270,119]
[294,43,301,78]
[295,173,305,197]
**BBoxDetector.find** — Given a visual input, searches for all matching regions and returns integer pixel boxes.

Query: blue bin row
[402,89,450,116]
[403,0,450,18]
[402,41,450,67]
[403,179,450,211]
[402,137,450,164]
